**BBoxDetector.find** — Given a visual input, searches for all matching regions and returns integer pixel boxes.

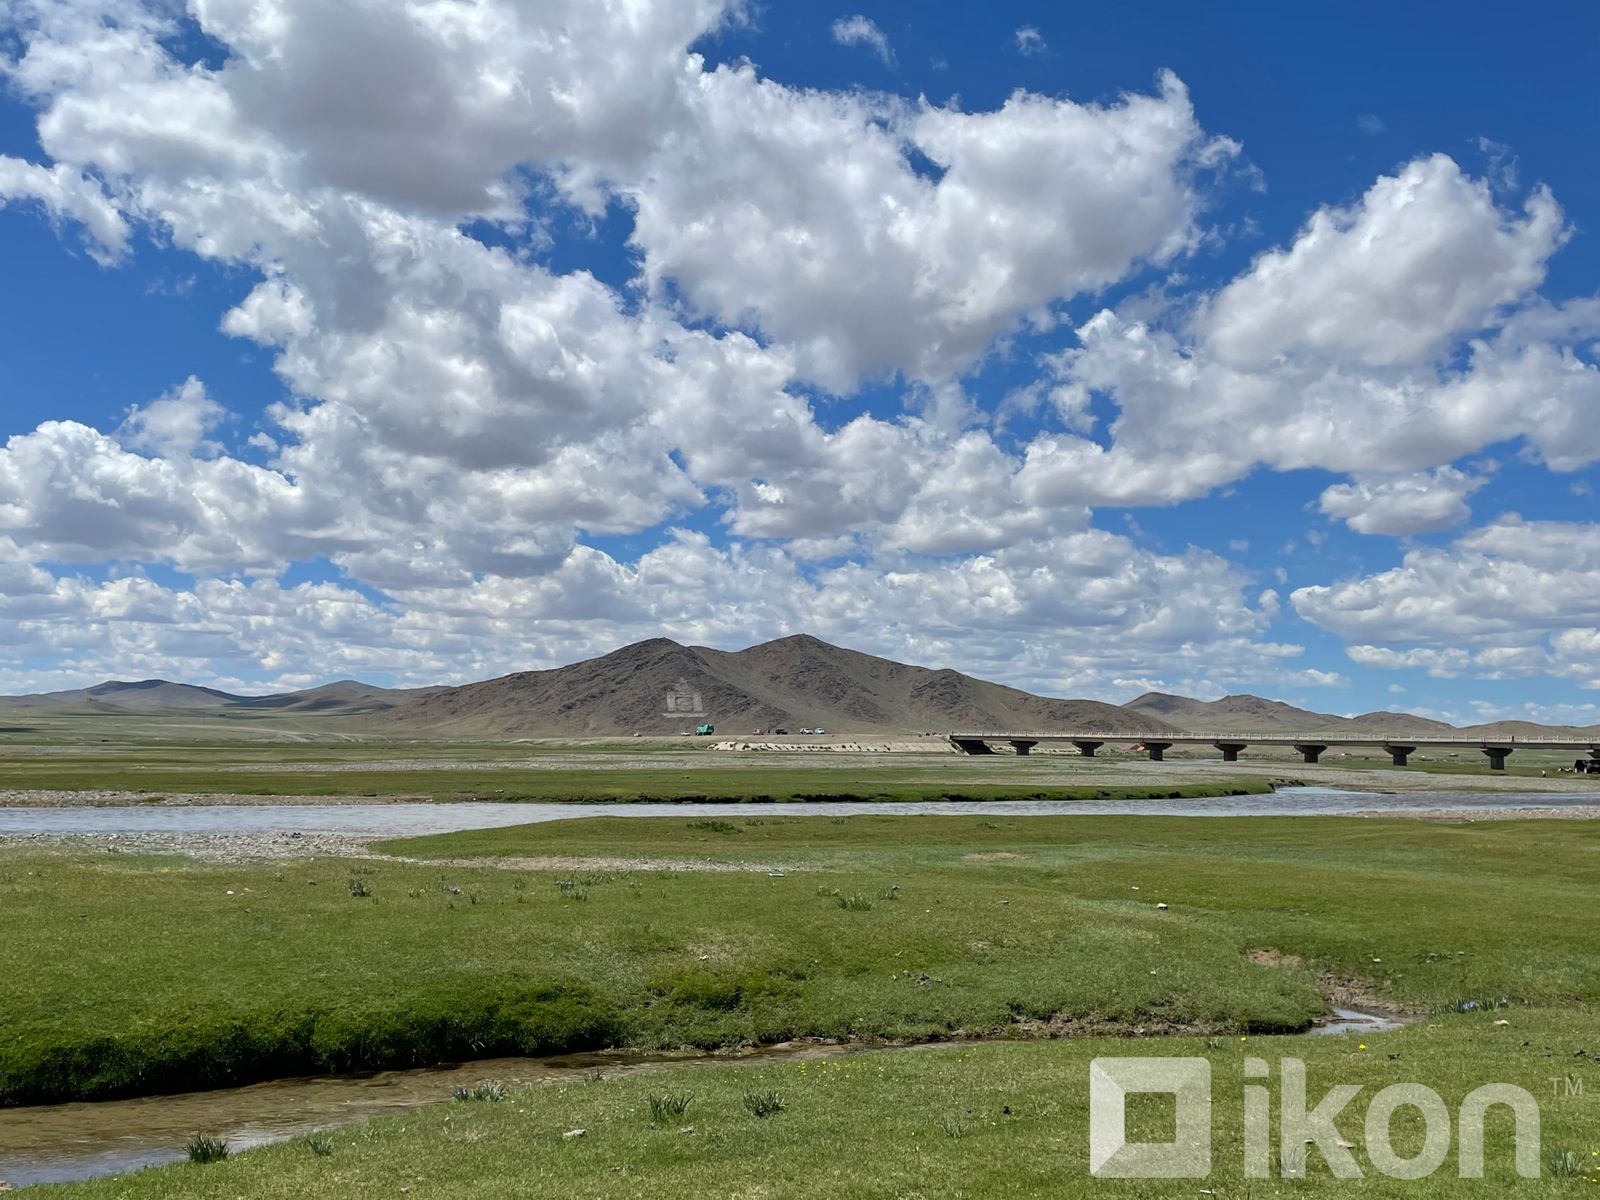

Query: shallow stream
[0,1010,1409,1189]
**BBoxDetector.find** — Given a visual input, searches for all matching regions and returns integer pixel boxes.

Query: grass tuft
[686,820,739,834]
[453,1079,509,1102]
[185,1134,229,1164]
[648,1091,693,1124]
[1547,1148,1585,1178]
[742,1089,784,1118]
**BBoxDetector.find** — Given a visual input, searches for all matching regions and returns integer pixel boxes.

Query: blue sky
[1,0,1598,724]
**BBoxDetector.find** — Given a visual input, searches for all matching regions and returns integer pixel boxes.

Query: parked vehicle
[695,723,715,735]
[773,727,789,735]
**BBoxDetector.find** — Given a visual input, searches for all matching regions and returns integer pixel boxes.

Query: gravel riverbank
[0,789,430,808]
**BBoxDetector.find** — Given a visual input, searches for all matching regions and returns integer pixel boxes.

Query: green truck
[695,723,715,735]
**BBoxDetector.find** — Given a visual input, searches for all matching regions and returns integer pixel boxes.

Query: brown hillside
[1122,693,1511,737]
[1122,691,1340,732]
[386,634,1176,736]
[1343,710,1459,735]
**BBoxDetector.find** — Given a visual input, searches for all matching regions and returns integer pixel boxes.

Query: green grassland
[35,1010,1600,1197]
[0,717,1591,803]
[0,738,1284,800]
[4,816,1597,1109]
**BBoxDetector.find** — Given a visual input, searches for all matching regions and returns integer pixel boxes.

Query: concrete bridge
[948,730,1600,770]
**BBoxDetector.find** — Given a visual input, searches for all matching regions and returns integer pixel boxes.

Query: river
[1,785,1595,839]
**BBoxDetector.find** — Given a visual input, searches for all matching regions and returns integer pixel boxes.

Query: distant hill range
[1121,692,1463,736]
[0,678,441,718]
[2,635,1595,738]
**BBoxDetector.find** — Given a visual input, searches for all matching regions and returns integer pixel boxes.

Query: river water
[1,786,1594,839]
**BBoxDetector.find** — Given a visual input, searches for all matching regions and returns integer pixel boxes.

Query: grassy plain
[4,816,1597,1109]
[36,1008,1600,1197]
[1,714,1594,803]
[0,737,1291,801]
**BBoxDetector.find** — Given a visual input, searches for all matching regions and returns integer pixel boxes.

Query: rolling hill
[1123,692,1475,737]
[385,634,1174,736]
[3,637,1596,738]
[0,678,430,719]
[1119,691,1600,739]
[0,680,249,711]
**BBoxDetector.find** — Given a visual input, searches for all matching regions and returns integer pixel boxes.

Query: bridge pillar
[1142,742,1174,763]
[1071,740,1104,758]
[951,738,994,755]
[1213,741,1248,762]
[1481,747,1512,771]
[1009,739,1038,756]
[1293,743,1327,765]
[1385,744,1416,767]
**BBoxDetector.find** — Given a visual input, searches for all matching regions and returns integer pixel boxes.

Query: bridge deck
[949,731,1600,749]
[948,730,1600,768]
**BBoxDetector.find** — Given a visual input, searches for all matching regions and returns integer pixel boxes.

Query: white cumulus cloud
[1317,467,1487,536]
[831,15,893,65]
